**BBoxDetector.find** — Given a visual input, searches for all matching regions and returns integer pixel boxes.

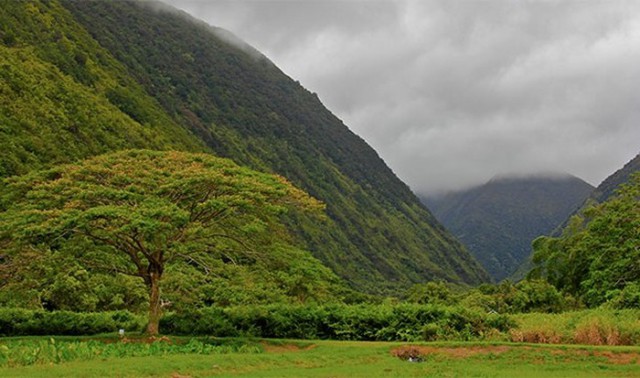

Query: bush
[160,307,237,337]
[162,303,513,342]
[0,308,145,336]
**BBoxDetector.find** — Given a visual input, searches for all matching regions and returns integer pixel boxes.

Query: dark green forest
[422,175,594,281]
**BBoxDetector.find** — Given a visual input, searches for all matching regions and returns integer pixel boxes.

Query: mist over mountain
[508,151,640,281]
[421,174,594,281]
[0,0,489,297]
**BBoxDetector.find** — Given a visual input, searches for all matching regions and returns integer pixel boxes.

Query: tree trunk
[146,270,162,335]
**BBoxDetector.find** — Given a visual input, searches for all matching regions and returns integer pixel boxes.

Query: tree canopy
[529,173,640,308]
[0,149,325,334]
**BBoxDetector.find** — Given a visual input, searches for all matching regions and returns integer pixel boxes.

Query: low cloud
[163,0,640,194]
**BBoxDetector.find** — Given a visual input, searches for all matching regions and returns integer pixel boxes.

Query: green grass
[1,338,639,377]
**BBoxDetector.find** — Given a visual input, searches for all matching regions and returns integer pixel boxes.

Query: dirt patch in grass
[121,336,173,344]
[261,342,317,353]
[592,351,640,365]
[391,345,510,360]
[170,373,193,378]
[86,336,173,344]
[391,345,640,365]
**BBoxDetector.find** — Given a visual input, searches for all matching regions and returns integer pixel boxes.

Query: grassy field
[1,337,639,377]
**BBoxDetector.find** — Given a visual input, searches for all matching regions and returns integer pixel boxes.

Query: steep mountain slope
[510,151,640,281]
[0,0,489,294]
[590,153,640,204]
[422,175,594,281]
[528,173,640,308]
[549,152,640,236]
[0,1,206,178]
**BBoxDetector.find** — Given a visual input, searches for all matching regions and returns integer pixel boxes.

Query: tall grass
[510,309,640,345]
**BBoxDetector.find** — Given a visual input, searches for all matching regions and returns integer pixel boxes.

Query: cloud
[162,0,640,194]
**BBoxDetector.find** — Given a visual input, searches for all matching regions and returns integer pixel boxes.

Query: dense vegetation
[60,0,489,292]
[422,175,593,280]
[0,0,206,178]
[0,150,339,334]
[0,0,491,299]
[1,1,638,353]
[529,173,640,309]
[4,306,640,348]
[512,153,640,281]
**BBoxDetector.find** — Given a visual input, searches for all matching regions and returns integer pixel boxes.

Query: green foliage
[0,239,148,311]
[1,0,488,303]
[422,176,594,281]
[160,303,514,342]
[61,0,490,293]
[0,336,262,368]
[465,280,567,314]
[0,308,145,336]
[0,1,206,178]
[404,280,570,314]
[405,281,455,305]
[530,173,640,308]
[0,150,333,334]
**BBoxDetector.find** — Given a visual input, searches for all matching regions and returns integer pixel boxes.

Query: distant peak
[488,171,577,184]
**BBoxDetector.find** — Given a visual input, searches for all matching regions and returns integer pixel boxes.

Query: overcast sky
[162,0,640,194]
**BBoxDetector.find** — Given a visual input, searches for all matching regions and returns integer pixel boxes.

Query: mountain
[421,174,594,281]
[0,1,207,177]
[527,171,640,308]
[0,0,489,295]
[589,153,640,204]
[551,152,640,235]
[509,152,640,281]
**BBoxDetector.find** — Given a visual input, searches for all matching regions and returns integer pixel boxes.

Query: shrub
[162,303,513,342]
[0,308,145,336]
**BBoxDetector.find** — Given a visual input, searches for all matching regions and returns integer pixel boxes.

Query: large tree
[0,149,323,334]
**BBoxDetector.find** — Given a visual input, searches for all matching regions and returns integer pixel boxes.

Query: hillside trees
[0,1,206,178]
[62,0,490,291]
[0,150,324,335]
[529,173,640,308]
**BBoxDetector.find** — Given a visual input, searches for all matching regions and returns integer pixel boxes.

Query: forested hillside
[511,151,640,281]
[422,175,594,281]
[61,0,490,291]
[529,172,640,308]
[0,0,489,299]
[0,1,206,177]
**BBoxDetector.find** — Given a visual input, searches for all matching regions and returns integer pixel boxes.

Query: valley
[0,1,639,375]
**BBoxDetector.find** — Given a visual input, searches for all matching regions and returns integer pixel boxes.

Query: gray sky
[162,0,640,194]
